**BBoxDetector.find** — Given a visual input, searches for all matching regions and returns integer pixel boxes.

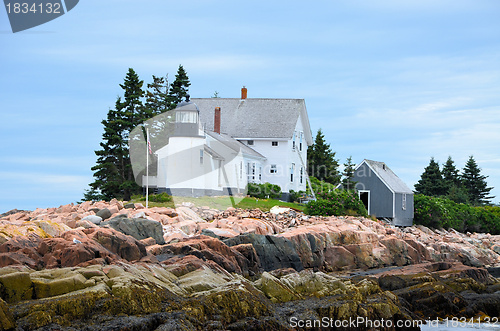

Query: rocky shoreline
[0,200,499,330]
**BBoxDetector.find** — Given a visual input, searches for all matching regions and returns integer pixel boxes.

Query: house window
[290,163,295,182]
[270,164,277,174]
[252,163,256,181]
[299,132,303,151]
[272,141,278,146]
[402,194,407,210]
[247,140,254,145]
[292,132,296,150]
[300,167,303,184]
[200,149,204,164]
[247,162,251,183]
[259,166,262,182]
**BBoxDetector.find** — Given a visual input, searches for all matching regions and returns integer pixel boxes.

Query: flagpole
[146,127,149,209]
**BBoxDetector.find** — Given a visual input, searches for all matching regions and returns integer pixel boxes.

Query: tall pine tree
[307,128,340,185]
[442,156,461,190]
[167,65,191,108]
[341,156,357,190]
[441,156,468,203]
[414,157,446,197]
[86,68,147,201]
[145,74,170,115]
[461,156,494,205]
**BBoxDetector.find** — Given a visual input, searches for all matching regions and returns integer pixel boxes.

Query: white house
[145,87,313,200]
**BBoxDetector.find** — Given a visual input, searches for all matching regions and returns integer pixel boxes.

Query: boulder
[82,215,102,225]
[224,233,304,272]
[0,271,32,303]
[0,298,15,330]
[95,208,112,221]
[31,272,92,299]
[101,216,165,245]
[84,227,147,262]
[254,271,300,303]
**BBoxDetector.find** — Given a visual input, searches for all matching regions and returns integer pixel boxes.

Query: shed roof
[360,160,413,194]
[192,98,313,145]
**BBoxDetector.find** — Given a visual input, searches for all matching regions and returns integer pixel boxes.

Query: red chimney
[214,107,221,134]
[241,86,247,100]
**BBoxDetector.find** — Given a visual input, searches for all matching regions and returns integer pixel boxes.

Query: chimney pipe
[214,107,221,134]
[241,86,247,100]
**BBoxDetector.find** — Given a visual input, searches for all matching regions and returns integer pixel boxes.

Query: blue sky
[1,0,500,212]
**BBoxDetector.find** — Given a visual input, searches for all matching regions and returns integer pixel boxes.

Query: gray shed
[352,159,413,226]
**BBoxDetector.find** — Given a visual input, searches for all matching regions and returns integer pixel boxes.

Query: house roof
[205,131,266,160]
[359,159,413,194]
[191,98,313,145]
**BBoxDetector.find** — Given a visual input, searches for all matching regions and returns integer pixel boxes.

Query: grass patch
[128,195,305,212]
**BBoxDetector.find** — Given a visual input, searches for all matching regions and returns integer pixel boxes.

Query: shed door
[359,190,370,215]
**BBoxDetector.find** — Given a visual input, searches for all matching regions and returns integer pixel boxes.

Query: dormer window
[247,140,254,145]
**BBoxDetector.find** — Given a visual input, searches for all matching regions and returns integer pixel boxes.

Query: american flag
[147,135,152,154]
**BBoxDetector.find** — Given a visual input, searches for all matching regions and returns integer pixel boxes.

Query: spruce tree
[145,74,170,115]
[461,156,494,205]
[307,129,340,185]
[442,156,461,190]
[442,156,468,203]
[341,156,357,190]
[87,68,146,201]
[167,65,191,108]
[414,157,446,197]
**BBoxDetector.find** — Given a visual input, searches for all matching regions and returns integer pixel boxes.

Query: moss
[32,274,90,299]
[185,283,271,324]
[0,298,16,330]
[254,272,300,303]
[0,272,33,303]
[17,310,51,331]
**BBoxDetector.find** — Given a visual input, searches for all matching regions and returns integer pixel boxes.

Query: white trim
[354,160,396,194]
[392,192,395,218]
[234,137,288,141]
[358,190,370,215]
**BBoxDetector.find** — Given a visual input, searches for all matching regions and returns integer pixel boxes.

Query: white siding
[237,113,308,193]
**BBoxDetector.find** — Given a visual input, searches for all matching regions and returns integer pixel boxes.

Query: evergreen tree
[307,129,340,185]
[461,156,494,205]
[167,65,190,108]
[442,156,461,190]
[87,68,146,201]
[145,74,170,115]
[341,156,357,190]
[441,156,468,203]
[414,157,446,197]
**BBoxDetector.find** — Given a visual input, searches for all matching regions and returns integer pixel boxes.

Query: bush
[289,190,306,203]
[305,190,368,217]
[148,192,172,203]
[247,182,282,199]
[133,192,172,203]
[414,194,500,234]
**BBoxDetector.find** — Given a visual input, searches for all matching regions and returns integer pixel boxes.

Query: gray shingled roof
[192,98,312,144]
[363,160,413,194]
[205,131,266,160]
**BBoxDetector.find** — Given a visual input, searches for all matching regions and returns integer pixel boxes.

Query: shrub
[133,192,172,203]
[148,192,172,203]
[289,190,306,203]
[414,194,500,234]
[247,182,282,199]
[305,190,368,217]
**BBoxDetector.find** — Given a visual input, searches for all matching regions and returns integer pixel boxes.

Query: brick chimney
[241,86,247,100]
[214,107,221,134]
